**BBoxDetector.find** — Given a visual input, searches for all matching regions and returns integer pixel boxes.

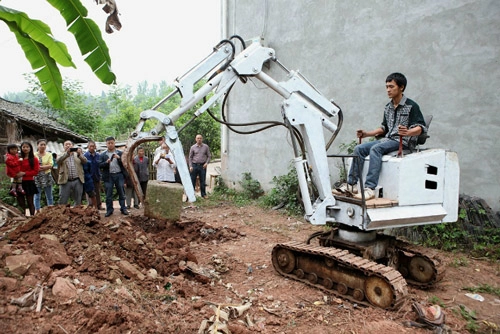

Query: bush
[261,166,304,217]
[239,172,264,199]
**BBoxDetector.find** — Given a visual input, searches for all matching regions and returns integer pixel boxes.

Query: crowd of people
[4,134,212,216]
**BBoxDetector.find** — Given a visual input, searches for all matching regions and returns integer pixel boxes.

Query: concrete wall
[219,0,500,211]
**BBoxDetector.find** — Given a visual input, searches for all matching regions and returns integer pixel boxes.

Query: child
[5,143,25,197]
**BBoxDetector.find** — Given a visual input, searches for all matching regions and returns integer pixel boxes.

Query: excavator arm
[123,37,342,221]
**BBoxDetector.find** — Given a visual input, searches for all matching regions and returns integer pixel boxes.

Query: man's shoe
[354,188,375,200]
[126,205,131,209]
[121,210,129,215]
[9,189,17,197]
[133,205,140,209]
[105,211,113,217]
[332,183,358,195]
[97,207,105,211]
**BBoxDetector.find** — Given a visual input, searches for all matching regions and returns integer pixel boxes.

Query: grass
[463,284,500,298]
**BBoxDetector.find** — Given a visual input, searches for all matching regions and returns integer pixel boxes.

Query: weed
[239,172,264,199]
[260,165,303,217]
[455,304,479,333]
[427,295,445,308]
[450,256,469,268]
[463,284,500,298]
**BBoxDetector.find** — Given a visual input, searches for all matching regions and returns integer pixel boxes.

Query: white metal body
[331,149,460,230]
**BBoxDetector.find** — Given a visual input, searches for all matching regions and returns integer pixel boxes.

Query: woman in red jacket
[16,141,39,216]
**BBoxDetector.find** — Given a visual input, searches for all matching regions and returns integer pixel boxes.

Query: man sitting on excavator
[335,72,427,200]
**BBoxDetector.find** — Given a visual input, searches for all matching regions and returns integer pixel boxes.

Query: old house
[0,97,88,162]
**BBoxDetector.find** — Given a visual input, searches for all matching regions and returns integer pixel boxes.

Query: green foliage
[0,1,115,108]
[211,173,262,207]
[427,296,445,308]
[0,167,18,208]
[260,166,304,217]
[449,256,469,268]
[413,222,500,260]
[455,305,479,333]
[176,81,221,158]
[338,139,358,155]
[239,172,264,200]
[26,75,103,138]
[336,139,358,182]
[463,284,500,298]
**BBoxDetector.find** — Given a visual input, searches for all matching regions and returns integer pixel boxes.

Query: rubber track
[394,239,445,288]
[272,241,408,309]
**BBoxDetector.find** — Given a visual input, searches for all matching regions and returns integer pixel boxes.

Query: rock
[5,252,42,276]
[117,260,145,281]
[114,286,136,303]
[146,268,158,280]
[40,234,59,242]
[52,277,77,301]
[0,277,18,292]
[144,180,184,221]
[0,244,13,259]
[38,238,72,269]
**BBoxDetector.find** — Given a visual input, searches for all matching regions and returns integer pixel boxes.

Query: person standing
[83,160,98,208]
[17,141,39,216]
[133,146,149,205]
[57,140,87,206]
[334,73,426,200]
[189,134,211,198]
[84,140,103,210]
[154,143,176,182]
[99,137,129,217]
[5,143,25,196]
[34,139,54,214]
[124,171,139,209]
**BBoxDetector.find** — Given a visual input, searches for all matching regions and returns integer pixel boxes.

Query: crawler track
[272,241,408,309]
[394,239,445,288]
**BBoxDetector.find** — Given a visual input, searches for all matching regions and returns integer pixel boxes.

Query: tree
[25,74,103,139]
[0,0,120,109]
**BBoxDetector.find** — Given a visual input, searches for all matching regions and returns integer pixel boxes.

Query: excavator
[122,35,460,310]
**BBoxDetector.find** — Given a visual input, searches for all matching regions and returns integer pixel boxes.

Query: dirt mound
[0,205,241,333]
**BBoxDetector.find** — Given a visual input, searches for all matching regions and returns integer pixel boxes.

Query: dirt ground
[0,201,499,334]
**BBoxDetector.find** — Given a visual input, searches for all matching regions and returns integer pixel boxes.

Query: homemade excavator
[122,36,460,310]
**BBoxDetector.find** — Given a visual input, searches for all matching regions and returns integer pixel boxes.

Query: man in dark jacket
[84,140,103,210]
[99,137,129,217]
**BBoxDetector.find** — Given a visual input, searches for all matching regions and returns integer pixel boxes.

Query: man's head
[106,137,116,151]
[195,134,203,145]
[161,143,169,152]
[386,73,407,100]
[63,140,74,150]
[87,140,96,153]
[386,73,407,91]
[137,146,145,157]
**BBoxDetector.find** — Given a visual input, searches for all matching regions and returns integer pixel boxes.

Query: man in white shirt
[154,143,176,182]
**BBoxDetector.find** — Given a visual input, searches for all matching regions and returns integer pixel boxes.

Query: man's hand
[398,125,410,136]
[356,129,365,138]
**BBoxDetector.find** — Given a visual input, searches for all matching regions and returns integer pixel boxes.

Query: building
[0,97,88,161]
[218,0,500,211]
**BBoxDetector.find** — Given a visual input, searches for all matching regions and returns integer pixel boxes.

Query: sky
[0,0,221,96]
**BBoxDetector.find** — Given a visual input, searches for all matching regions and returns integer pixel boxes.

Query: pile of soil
[0,202,499,333]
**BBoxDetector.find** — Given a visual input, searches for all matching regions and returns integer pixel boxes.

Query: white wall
[220,0,500,211]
